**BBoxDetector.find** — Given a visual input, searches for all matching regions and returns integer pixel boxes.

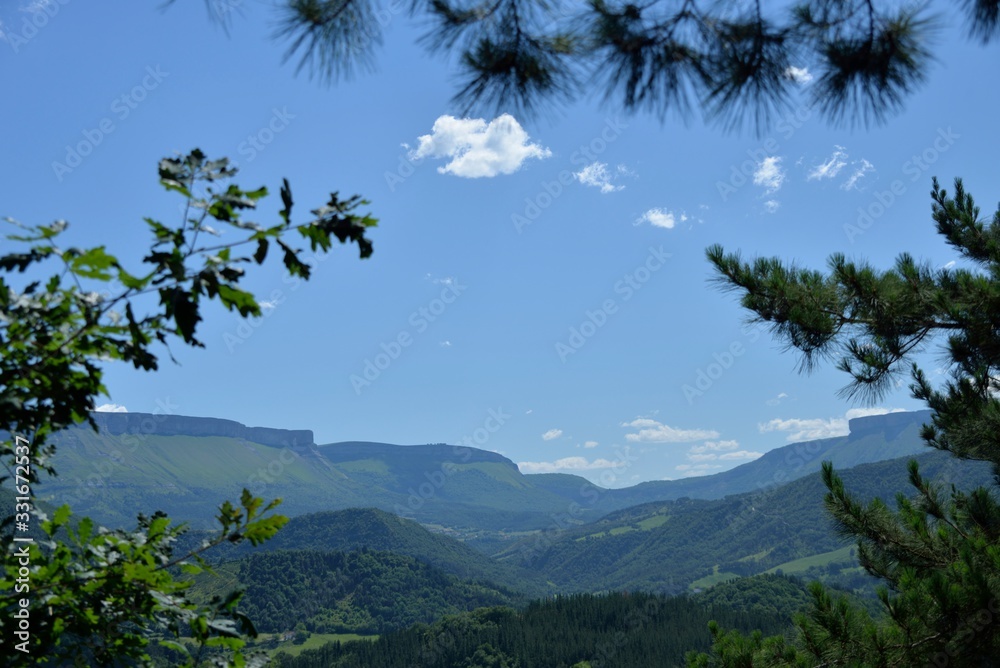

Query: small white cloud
[518,456,618,473]
[941,260,956,270]
[409,114,551,178]
[719,450,764,461]
[439,340,452,347]
[689,440,739,454]
[574,161,624,193]
[689,453,718,462]
[635,208,678,229]
[808,146,848,181]
[784,66,813,84]
[525,409,533,414]
[258,300,279,310]
[95,403,128,413]
[765,392,788,407]
[622,418,720,443]
[584,440,599,449]
[841,159,875,190]
[753,156,785,194]
[542,428,563,441]
[763,200,780,214]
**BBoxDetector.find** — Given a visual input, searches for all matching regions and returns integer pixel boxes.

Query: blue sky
[2,1,996,486]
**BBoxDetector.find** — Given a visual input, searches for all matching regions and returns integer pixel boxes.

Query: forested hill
[189,549,524,635]
[178,507,550,597]
[268,592,791,668]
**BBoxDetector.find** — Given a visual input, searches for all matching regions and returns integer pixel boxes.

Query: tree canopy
[187,0,999,130]
[689,181,1000,665]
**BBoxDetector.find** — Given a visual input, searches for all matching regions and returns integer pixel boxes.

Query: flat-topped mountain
[87,410,315,448]
[38,409,937,535]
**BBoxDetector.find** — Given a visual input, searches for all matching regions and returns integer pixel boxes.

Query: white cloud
[584,440,599,449]
[518,457,618,473]
[635,208,685,229]
[409,114,551,178]
[719,450,764,461]
[941,260,956,270]
[841,159,875,190]
[542,428,563,441]
[574,161,624,193]
[759,407,906,442]
[687,439,751,462]
[753,156,785,193]
[763,200,780,214]
[95,403,128,413]
[784,66,813,84]
[689,440,740,454]
[808,146,848,181]
[622,418,720,443]
[765,392,789,407]
[439,340,452,347]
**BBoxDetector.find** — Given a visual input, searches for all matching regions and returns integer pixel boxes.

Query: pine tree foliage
[689,179,1000,666]
[182,0,999,129]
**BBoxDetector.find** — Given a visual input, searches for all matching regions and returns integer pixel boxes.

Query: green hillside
[178,507,550,597]
[511,450,994,593]
[39,419,610,533]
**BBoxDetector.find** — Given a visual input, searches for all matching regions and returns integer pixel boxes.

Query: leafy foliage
[0,150,375,665]
[691,179,1000,665]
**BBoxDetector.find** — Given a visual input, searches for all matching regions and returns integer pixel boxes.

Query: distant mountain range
[37,409,936,534]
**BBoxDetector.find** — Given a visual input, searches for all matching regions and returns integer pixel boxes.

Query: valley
[16,407,990,664]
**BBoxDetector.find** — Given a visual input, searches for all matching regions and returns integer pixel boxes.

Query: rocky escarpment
[84,412,314,448]
[847,409,932,441]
